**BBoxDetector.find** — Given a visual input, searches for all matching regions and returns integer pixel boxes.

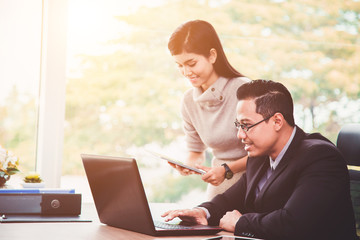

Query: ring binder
[0,193,81,215]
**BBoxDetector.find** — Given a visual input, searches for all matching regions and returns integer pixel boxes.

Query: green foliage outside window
[1,0,359,202]
[64,0,359,201]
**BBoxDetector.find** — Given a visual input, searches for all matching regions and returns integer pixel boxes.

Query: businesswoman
[168,20,249,199]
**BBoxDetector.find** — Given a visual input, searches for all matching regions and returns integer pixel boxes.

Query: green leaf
[7,168,20,175]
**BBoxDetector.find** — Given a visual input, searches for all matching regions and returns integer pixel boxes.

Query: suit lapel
[256,160,288,202]
[255,127,306,201]
[245,157,269,206]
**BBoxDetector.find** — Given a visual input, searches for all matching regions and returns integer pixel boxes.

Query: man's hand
[161,208,208,225]
[219,210,242,232]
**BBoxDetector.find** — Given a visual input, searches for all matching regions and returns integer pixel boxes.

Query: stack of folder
[0,188,89,223]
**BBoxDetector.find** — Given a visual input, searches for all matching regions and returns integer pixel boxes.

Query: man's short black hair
[236,79,295,126]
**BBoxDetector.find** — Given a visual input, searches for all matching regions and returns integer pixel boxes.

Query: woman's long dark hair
[168,20,244,79]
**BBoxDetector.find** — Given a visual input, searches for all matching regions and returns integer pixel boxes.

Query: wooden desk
[1,203,230,240]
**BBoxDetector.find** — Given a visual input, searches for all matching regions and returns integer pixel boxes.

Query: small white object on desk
[22,182,45,188]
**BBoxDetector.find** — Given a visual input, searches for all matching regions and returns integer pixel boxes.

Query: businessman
[162,80,357,240]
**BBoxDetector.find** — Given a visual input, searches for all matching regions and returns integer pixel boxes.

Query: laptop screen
[81,154,156,235]
[82,154,222,236]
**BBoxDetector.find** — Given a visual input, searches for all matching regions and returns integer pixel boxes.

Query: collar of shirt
[269,126,297,170]
[193,77,227,107]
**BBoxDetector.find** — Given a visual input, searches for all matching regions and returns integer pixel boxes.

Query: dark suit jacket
[199,126,357,240]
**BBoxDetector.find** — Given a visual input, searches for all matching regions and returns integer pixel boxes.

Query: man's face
[236,99,277,158]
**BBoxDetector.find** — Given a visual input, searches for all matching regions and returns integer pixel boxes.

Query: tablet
[146,150,206,175]
[204,235,264,240]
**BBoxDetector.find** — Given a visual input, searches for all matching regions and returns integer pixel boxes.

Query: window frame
[36,0,68,187]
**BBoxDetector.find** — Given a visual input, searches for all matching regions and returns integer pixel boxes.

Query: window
[0,0,43,177]
[0,0,68,188]
[63,0,359,203]
[2,0,359,204]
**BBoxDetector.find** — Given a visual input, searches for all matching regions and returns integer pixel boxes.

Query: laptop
[81,154,222,236]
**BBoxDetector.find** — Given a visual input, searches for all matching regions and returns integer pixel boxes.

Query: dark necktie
[256,163,274,197]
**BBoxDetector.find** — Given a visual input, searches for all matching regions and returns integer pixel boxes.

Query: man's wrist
[194,207,210,219]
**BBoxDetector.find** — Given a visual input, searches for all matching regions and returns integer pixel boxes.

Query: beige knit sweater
[181,76,250,199]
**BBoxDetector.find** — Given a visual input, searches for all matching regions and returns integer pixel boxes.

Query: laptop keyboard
[154,220,192,230]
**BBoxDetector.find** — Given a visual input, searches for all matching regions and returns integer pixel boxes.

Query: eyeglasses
[234,115,273,132]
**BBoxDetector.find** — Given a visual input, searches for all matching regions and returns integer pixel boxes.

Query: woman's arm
[227,155,247,174]
[198,155,247,186]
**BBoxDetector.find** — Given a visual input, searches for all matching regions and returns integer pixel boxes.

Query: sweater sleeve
[180,93,207,153]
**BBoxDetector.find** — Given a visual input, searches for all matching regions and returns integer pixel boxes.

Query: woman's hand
[197,165,226,186]
[168,151,205,176]
[198,156,247,186]
[167,162,200,176]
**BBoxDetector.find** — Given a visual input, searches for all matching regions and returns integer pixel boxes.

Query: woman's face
[173,50,218,91]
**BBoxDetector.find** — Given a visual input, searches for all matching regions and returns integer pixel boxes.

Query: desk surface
[1,203,231,240]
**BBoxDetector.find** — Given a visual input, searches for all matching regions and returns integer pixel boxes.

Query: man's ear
[273,112,284,131]
[209,48,217,64]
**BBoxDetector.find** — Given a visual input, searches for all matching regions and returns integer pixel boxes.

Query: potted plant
[0,146,20,187]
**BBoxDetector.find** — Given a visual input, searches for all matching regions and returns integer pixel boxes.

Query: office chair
[337,123,360,235]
